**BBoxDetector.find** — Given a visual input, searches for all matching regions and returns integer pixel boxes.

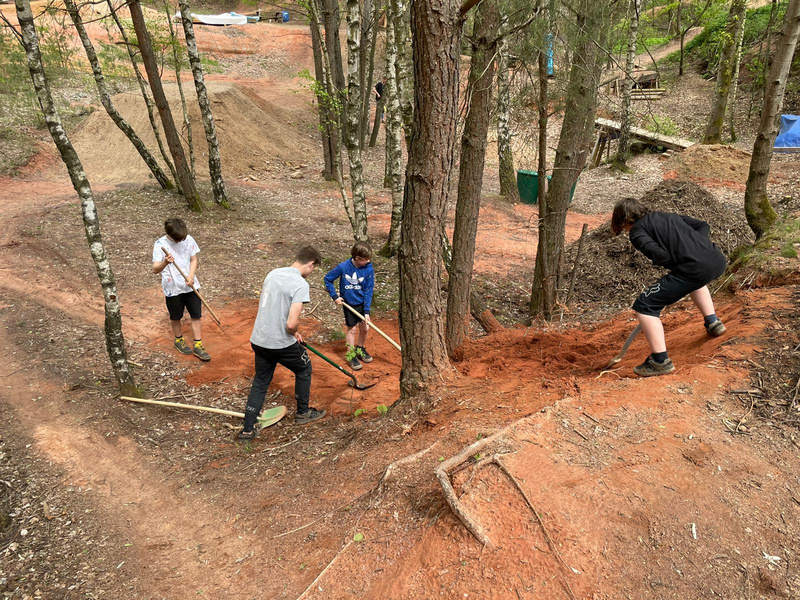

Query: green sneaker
[192,341,211,362]
[174,337,192,355]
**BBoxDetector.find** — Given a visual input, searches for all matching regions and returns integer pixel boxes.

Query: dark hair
[611,198,649,235]
[295,245,322,266]
[351,241,372,260]
[164,218,188,242]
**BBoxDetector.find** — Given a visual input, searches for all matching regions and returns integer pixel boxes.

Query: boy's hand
[364,314,371,323]
[164,254,174,264]
[294,332,304,343]
[334,297,343,306]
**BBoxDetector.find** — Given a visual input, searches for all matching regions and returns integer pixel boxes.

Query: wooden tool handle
[341,302,401,352]
[121,395,244,418]
[161,246,222,326]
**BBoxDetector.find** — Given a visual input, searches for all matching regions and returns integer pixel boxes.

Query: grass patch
[0,126,37,176]
[727,216,800,287]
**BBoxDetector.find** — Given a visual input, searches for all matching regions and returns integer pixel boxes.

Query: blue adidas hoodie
[324,258,375,313]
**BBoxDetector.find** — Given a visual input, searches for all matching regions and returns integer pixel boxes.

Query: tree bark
[322,0,346,92]
[129,0,201,211]
[310,9,337,180]
[496,12,518,201]
[398,0,461,406]
[65,0,172,190]
[615,0,643,167]
[530,6,611,319]
[345,0,369,241]
[744,0,800,238]
[703,0,747,144]
[178,0,229,207]
[15,0,140,396]
[108,0,178,189]
[165,1,195,180]
[360,0,381,151]
[394,0,414,141]
[728,11,747,141]
[379,0,403,257]
[446,0,499,354]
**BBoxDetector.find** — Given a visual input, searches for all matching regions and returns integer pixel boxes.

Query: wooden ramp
[590,118,694,167]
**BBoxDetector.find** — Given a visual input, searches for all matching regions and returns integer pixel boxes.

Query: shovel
[341,302,401,353]
[120,396,287,428]
[605,324,642,368]
[301,341,377,390]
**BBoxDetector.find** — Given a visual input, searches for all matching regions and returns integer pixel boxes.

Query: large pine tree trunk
[615,0,643,166]
[107,0,178,188]
[703,0,747,144]
[530,8,611,319]
[129,0,201,211]
[446,0,499,354]
[310,12,337,180]
[15,0,139,396]
[379,0,403,257]
[398,0,461,407]
[178,0,229,207]
[65,0,172,190]
[496,15,518,201]
[345,0,369,241]
[745,0,800,238]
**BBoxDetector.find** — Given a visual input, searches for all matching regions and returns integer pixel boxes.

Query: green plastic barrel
[516,170,577,205]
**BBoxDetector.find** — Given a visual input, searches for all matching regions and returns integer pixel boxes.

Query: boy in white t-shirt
[151,218,210,361]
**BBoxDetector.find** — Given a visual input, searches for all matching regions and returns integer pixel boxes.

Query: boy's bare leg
[190,318,202,341]
[688,286,715,317]
[170,319,183,337]
[636,312,667,353]
[357,321,368,346]
[345,325,358,349]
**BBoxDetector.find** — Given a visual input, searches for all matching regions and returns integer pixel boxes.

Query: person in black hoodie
[611,197,727,377]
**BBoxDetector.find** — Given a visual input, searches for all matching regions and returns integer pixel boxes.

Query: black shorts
[632,272,709,317]
[165,291,202,321]
[343,303,366,328]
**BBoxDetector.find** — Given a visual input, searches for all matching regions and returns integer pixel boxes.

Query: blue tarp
[775,114,800,150]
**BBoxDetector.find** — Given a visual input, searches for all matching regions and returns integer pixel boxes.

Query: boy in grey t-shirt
[239,246,326,439]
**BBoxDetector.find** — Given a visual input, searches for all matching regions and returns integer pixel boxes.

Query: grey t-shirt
[251,267,310,349]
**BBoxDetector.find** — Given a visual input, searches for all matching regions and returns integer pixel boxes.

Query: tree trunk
[360,0,381,151]
[446,0,499,354]
[65,0,172,190]
[15,0,140,396]
[345,0,369,241]
[703,0,747,144]
[530,7,611,319]
[394,0,414,141]
[744,0,800,238]
[678,0,685,75]
[615,0,643,167]
[379,0,403,257]
[310,9,337,180]
[165,1,195,180]
[179,0,229,207]
[129,0,201,211]
[398,0,461,406]
[108,0,178,188]
[496,14,518,201]
[322,0,346,92]
[728,11,747,141]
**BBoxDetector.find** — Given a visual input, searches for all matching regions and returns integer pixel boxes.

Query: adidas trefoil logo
[344,272,364,290]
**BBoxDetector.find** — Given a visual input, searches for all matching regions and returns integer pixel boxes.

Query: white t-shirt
[250,267,310,349]
[152,235,200,297]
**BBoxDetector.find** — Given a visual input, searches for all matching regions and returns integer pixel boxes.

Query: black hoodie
[629,211,727,281]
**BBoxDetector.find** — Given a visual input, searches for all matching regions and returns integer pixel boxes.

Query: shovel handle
[161,246,223,327]
[121,395,244,418]
[341,302,401,352]
[301,341,358,386]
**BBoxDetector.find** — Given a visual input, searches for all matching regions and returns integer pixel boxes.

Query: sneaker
[705,319,726,337]
[357,346,373,363]
[633,356,675,377]
[295,407,326,425]
[192,342,211,362]
[174,337,192,355]
[347,356,362,371]
[237,428,257,441]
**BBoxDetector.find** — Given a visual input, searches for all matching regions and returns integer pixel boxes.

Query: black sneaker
[347,356,363,371]
[295,407,326,425]
[357,346,373,363]
[633,356,675,377]
[237,428,257,441]
[705,319,726,337]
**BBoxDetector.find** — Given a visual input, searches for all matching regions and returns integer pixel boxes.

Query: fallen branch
[295,540,353,600]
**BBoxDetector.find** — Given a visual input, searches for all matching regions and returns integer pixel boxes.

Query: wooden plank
[594,118,694,151]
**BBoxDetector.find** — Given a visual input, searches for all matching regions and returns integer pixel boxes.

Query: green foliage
[353,532,365,542]
[376,404,388,416]
[345,344,364,361]
[643,114,679,136]
[779,243,798,259]
[354,408,366,417]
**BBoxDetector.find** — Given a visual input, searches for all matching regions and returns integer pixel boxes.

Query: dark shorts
[344,303,366,328]
[632,272,710,317]
[165,291,202,321]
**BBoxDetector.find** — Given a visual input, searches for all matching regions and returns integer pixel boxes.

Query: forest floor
[2,10,800,600]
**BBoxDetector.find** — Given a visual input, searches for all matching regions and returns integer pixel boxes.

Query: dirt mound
[71,81,317,184]
[565,180,754,314]
[663,144,752,188]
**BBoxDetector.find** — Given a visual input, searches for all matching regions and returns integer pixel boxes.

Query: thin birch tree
[614,0,643,167]
[496,8,518,201]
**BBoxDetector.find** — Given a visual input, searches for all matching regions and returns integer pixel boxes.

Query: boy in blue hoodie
[324,242,375,371]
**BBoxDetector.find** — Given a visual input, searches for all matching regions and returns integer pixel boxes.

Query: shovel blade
[348,380,377,390]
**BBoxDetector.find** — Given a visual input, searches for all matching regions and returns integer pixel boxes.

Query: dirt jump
[2,12,800,600]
